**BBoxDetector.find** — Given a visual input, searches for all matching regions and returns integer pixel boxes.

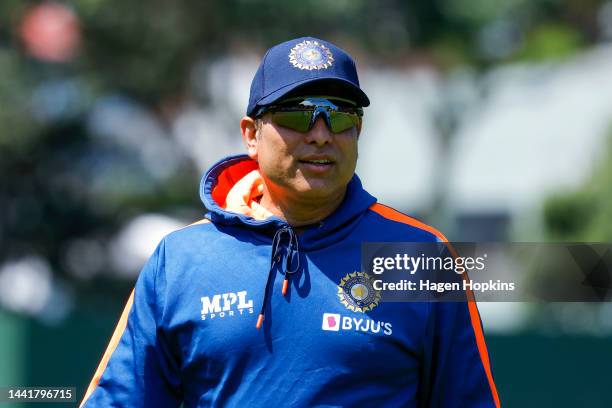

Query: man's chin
[292,181,346,200]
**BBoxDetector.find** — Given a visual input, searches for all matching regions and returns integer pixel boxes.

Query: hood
[199,154,377,250]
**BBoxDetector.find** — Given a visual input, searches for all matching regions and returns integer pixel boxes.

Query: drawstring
[256,226,300,329]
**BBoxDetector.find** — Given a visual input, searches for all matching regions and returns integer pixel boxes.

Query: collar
[199,154,377,250]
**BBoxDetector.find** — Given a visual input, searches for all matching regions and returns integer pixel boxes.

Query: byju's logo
[321,313,392,335]
[200,291,253,320]
[322,313,341,331]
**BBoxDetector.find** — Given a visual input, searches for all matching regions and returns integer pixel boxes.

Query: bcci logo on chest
[338,271,381,312]
[200,290,254,320]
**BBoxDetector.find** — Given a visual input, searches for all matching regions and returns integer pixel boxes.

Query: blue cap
[247,37,370,116]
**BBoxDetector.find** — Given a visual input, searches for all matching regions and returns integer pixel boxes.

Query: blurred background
[1,0,612,406]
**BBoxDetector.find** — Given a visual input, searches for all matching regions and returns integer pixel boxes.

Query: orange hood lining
[211,159,259,208]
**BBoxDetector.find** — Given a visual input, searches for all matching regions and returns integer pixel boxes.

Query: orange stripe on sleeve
[368,203,501,408]
[79,289,135,408]
[466,298,501,407]
[369,203,449,242]
[187,218,210,227]
[173,218,211,233]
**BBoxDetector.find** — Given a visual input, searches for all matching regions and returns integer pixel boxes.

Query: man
[80,37,500,407]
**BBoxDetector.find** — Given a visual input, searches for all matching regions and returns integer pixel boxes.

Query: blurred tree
[543,132,612,241]
[531,132,612,335]
[0,0,608,293]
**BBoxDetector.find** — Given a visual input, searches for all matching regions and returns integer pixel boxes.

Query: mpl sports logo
[322,313,392,336]
[200,290,253,320]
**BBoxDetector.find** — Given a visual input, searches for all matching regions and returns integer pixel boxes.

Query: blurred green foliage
[544,133,612,241]
[1,2,611,404]
[0,0,608,288]
[517,22,585,61]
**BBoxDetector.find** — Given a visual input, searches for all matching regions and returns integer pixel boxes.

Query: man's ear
[240,116,258,160]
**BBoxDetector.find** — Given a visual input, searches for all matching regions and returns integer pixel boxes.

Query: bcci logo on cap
[289,40,334,70]
[338,271,381,312]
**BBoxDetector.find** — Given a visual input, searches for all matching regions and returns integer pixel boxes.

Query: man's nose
[305,116,333,145]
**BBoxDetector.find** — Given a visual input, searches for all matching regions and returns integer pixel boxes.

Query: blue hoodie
[81,155,500,408]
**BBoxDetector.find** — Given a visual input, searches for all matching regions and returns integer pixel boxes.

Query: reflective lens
[329,111,361,133]
[256,97,362,134]
[270,111,312,132]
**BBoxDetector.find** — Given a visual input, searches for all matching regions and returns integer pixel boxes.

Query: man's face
[245,109,359,201]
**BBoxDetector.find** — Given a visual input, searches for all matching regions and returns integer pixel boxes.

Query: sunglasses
[254,96,363,134]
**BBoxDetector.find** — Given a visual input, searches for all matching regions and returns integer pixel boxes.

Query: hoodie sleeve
[419,300,501,408]
[80,239,182,407]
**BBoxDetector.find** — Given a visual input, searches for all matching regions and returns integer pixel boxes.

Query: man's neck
[259,185,347,228]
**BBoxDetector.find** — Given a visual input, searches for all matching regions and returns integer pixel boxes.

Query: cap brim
[254,77,370,113]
